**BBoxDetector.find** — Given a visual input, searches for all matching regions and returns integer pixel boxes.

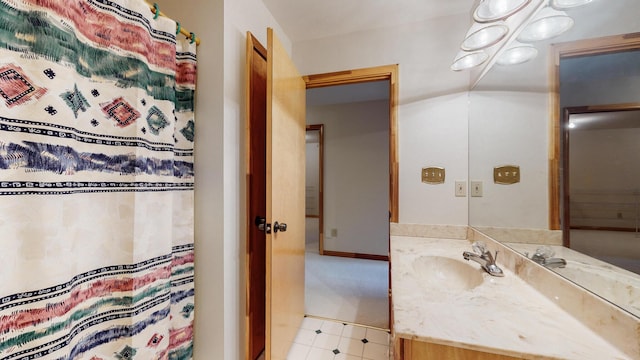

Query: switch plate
[330,228,337,237]
[422,167,445,184]
[471,181,483,197]
[455,181,466,197]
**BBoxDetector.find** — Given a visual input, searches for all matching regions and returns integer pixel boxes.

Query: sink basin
[412,256,484,292]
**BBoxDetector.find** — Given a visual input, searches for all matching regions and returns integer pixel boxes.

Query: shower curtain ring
[153,3,160,19]
[190,32,196,44]
[176,22,181,35]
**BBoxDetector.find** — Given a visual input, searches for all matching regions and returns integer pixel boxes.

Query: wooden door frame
[548,32,640,230]
[303,64,399,225]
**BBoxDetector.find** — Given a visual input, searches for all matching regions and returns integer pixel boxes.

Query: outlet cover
[471,181,483,197]
[455,181,466,197]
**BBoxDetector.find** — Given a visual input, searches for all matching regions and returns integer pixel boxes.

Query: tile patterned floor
[287,316,391,360]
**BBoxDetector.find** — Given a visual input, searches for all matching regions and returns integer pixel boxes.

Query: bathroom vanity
[390,224,640,360]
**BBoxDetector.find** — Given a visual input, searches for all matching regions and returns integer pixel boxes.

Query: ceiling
[262,0,473,42]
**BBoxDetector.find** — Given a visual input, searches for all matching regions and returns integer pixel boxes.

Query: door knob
[254,216,271,234]
[273,221,287,233]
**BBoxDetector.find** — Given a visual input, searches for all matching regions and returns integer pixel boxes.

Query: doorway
[304,65,398,327]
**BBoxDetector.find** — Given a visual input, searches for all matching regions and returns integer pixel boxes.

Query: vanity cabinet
[400,339,521,360]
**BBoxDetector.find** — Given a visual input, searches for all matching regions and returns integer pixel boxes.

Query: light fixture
[451,50,489,71]
[496,41,538,65]
[461,23,510,51]
[517,7,574,42]
[451,0,595,72]
[474,0,532,23]
[551,0,593,9]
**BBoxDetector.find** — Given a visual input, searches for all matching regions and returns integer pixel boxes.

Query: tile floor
[287,316,391,360]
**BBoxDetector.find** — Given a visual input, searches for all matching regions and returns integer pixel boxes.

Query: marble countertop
[391,236,632,360]
[506,242,640,318]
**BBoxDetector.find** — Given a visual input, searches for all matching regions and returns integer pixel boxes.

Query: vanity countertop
[391,236,632,360]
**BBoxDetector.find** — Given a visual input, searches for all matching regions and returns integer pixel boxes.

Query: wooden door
[265,28,306,360]
[246,33,268,360]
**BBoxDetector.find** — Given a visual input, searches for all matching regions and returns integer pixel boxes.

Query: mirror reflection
[563,106,640,275]
[469,0,640,318]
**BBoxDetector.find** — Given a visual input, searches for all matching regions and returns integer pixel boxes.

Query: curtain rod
[147,2,201,46]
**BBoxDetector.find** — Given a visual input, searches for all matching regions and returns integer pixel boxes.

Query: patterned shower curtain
[0,0,196,359]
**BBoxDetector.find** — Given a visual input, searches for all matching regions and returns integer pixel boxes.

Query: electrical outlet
[471,181,483,197]
[455,181,466,197]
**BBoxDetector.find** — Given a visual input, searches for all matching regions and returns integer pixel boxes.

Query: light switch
[471,181,483,197]
[455,181,466,197]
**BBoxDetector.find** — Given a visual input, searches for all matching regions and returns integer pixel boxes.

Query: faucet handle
[471,241,486,255]
[534,245,555,259]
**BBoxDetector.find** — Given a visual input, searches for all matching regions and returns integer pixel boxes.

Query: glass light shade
[517,7,574,42]
[474,0,531,22]
[551,0,593,9]
[496,42,538,65]
[461,23,509,51]
[450,50,489,71]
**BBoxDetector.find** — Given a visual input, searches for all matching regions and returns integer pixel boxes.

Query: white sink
[412,255,484,292]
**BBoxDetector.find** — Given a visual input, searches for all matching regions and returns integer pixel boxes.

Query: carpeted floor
[304,241,389,329]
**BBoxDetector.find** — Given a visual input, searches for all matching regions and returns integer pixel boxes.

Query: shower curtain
[0,0,196,359]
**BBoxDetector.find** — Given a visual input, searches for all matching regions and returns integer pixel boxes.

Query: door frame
[303,65,399,224]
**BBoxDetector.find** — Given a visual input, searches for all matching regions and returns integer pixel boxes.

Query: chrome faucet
[462,242,504,277]
[529,246,566,269]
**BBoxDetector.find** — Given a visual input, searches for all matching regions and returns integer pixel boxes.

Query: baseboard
[322,250,388,261]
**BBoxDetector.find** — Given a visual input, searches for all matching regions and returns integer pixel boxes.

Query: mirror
[469,0,640,318]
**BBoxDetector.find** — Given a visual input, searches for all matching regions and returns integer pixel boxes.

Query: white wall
[400,93,469,225]
[307,100,389,256]
[468,91,550,229]
[157,1,290,359]
[293,13,472,226]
